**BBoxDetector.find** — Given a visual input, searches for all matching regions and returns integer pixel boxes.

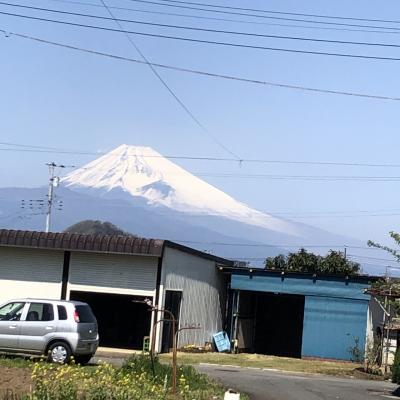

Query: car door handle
[45,326,53,330]
[9,325,17,329]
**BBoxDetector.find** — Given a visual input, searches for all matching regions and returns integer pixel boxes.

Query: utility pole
[45,162,65,233]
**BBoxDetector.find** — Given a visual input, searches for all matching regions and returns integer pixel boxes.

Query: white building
[0,229,232,352]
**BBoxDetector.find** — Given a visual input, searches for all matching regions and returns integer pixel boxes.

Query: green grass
[0,355,34,368]
[159,352,361,377]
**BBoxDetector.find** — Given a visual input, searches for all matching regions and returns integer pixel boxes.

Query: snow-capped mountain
[62,145,299,236]
[1,144,375,270]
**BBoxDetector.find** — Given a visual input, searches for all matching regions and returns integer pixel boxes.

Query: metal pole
[150,318,173,377]
[45,162,56,232]
[174,325,201,354]
[384,283,393,373]
[140,300,177,396]
[153,307,177,395]
[166,310,177,396]
[233,290,240,353]
[384,288,390,373]
[150,310,158,377]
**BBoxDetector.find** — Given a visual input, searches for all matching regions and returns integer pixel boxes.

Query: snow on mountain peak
[62,145,299,235]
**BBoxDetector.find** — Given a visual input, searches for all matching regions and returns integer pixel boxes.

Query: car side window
[57,305,68,320]
[26,303,54,322]
[0,302,25,321]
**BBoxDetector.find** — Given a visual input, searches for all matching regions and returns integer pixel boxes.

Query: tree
[320,250,360,275]
[264,254,286,270]
[64,220,133,236]
[287,248,321,273]
[264,248,360,275]
[368,231,400,262]
[393,348,400,383]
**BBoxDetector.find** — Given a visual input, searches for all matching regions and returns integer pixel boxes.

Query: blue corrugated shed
[302,297,369,359]
[229,270,371,361]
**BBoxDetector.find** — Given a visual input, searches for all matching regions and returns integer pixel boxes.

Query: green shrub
[122,353,171,383]
[348,336,364,363]
[122,354,221,395]
[392,348,400,383]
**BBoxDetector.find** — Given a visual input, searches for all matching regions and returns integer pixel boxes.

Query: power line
[62,164,400,183]
[8,189,400,218]
[5,192,400,219]
[347,253,398,263]
[97,0,239,160]
[259,208,400,216]
[195,172,400,182]
[3,142,400,168]
[3,11,400,61]
[173,240,388,250]
[155,0,400,26]
[0,210,25,220]
[125,0,400,31]
[3,2,400,49]
[2,31,400,102]
[44,0,400,36]
[258,212,400,219]
[0,141,78,152]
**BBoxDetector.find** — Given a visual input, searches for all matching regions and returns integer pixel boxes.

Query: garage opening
[70,291,151,350]
[236,291,305,358]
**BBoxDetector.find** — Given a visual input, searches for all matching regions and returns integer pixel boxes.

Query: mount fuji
[0,144,368,267]
[62,145,299,236]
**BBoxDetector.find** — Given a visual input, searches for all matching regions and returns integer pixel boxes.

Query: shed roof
[0,229,233,264]
[0,229,163,256]
[218,265,378,283]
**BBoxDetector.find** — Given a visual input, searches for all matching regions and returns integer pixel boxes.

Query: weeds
[1,354,226,400]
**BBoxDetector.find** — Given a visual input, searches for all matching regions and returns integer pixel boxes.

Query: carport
[224,268,372,361]
[69,291,151,349]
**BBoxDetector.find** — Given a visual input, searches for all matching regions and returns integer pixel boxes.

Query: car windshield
[0,302,25,321]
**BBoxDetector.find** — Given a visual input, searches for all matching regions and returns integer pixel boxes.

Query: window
[75,305,96,323]
[26,303,54,322]
[0,302,25,321]
[57,305,68,320]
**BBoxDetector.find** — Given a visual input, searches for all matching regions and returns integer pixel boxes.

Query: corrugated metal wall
[0,247,64,303]
[302,296,368,360]
[69,251,158,294]
[231,272,371,360]
[161,247,225,348]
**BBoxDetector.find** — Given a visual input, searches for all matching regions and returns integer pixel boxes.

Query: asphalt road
[92,353,399,400]
[196,364,399,400]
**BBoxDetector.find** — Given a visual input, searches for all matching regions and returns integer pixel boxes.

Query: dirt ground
[0,366,32,395]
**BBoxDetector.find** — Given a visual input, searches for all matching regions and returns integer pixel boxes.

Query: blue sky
[0,0,400,251]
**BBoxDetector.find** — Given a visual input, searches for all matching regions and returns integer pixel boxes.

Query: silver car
[0,298,99,364]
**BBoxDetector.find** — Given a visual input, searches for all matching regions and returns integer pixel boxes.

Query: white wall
[366,297,384,344]
[159,247,226,349]
[0,247,64,304]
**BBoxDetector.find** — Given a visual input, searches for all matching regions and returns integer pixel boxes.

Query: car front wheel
[47,341,71,364]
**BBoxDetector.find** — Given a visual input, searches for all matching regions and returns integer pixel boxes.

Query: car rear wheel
[47,341,71,364]
[74,354,92,365]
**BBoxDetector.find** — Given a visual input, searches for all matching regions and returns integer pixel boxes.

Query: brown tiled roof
[0,229,234,264]
[0,229,164,256]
